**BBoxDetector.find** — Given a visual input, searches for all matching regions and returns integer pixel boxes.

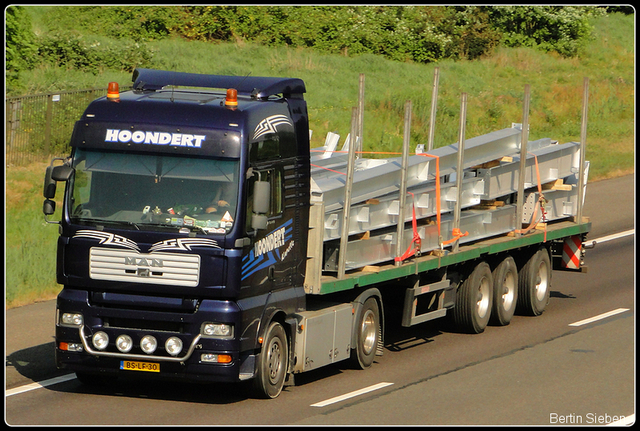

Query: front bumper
[55,289,255,383]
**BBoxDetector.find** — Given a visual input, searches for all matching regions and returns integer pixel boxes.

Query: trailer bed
[318,218,591,295]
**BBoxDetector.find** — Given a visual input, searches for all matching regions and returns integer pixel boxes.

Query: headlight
[201,323,233,338]
[60,312,84,327]
[165,337,183,356]
[92,331,109,351]
[140,335,158,354]
[116,334,133,353]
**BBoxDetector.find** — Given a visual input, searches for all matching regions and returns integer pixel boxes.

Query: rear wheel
[490,256,518,326]
[453,261,493,333]
[253,321,288,399]
[517,247,551,316]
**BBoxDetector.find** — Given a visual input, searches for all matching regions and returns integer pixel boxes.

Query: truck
[43,68,592,398]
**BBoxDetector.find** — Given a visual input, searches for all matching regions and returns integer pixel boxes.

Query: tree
[6,6,38,81]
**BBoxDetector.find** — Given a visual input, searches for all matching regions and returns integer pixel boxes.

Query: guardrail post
[45,93,54,155]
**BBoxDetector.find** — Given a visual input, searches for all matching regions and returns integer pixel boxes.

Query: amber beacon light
[225,88,238,107]
[107,82,120,101]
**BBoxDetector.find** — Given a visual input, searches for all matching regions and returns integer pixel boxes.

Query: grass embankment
[5,12,634,308]
[6,162,63,307]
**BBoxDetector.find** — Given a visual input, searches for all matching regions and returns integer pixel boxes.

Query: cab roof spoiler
[132,68,306,100]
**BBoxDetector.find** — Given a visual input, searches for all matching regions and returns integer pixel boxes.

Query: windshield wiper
[72,217,140,230]
[152,222,211,235]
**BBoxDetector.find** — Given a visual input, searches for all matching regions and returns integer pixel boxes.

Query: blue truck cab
[45,69,312,397]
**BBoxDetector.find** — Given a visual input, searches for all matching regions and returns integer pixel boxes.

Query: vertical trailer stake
[576,77,589,224]
[338,107,358,278]
[357,73,365,158]
[452,93,468,253]
[395,101,412,266]
[515,84,531,237]
[427,67,440,152]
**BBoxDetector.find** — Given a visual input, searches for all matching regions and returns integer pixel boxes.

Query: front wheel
[351,297,380,369]
[253,321,288,399]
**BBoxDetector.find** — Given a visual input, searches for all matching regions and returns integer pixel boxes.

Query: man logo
[124,257,164,268]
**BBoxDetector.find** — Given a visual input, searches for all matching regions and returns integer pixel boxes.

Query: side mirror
[253,181,270,214]
[43,158,72,199]
[251,180,270,230]
[43,165,57,199]
[42,157,70,223]
[43,199,56,216]
[52,165,74,181]
[251,214,268,230]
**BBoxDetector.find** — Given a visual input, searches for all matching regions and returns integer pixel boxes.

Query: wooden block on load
[542,179,572,191]
[471,199,506,210]
[471,156,513,169]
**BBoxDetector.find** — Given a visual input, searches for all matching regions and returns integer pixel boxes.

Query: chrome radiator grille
[89,248,200,287]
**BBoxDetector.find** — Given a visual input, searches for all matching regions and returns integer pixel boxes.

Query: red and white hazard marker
[561,235,582,269]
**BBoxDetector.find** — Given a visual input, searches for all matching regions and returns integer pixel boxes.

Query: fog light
[68,343,83,352]
[116,334,133,353]
[92,331,109,351]
[165,337,183,356]
[140,335,157,354]
[201,353,217,362]
[61,313,84,327]
[201,323,233,338]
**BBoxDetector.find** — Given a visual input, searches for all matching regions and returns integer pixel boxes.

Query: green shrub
[37,32,154,73]
[176,6,502,63]
[486,6,606,57]
[19,5,606,72]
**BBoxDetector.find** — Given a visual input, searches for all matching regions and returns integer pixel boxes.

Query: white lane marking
[569,308,630,327]
[6,373,76,397]
[310,382,393,407]
[606,414,635,426]
[592,229,634,244]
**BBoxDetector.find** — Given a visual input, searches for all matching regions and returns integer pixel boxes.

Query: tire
[490,256,518,326]
[453,261,493,334]
[517,247,552,316]
[351,297,380,369]
[253,321,288,399]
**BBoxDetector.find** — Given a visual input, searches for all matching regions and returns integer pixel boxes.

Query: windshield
[69,148,240,234]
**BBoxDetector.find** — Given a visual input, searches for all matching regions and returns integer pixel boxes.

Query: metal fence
[5,86,132,166]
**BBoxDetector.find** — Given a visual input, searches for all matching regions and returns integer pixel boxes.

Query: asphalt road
[5,174,635,425]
